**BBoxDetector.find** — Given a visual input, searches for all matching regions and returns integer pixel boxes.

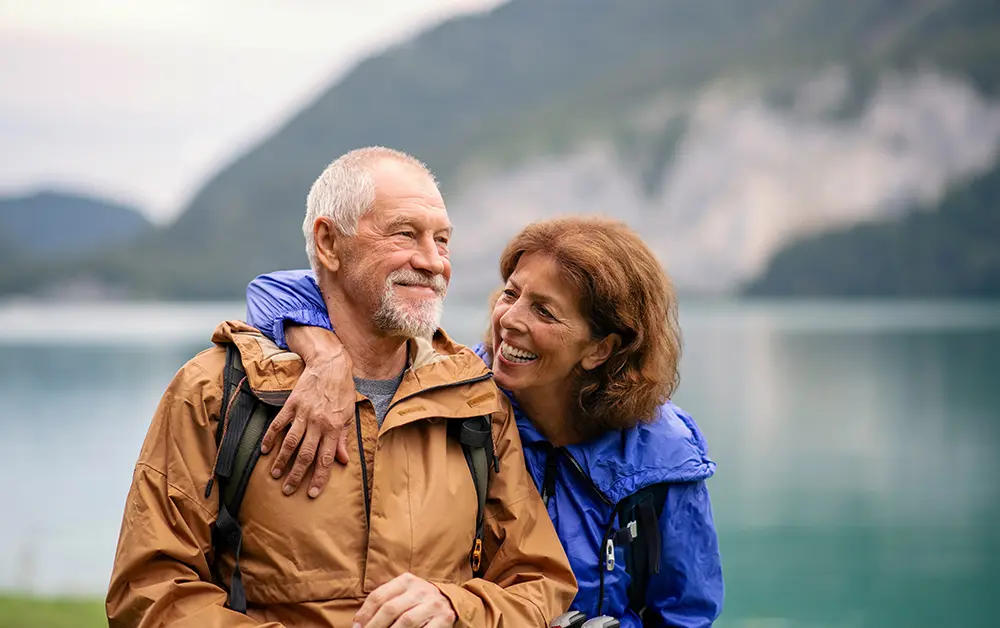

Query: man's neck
[325,293,408,380]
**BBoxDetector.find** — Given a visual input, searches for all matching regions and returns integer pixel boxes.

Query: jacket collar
[513,397,716,504]
[213,320,502,429]
[475,339,716,503]
[559,402,716,504]
[382,330,501,431]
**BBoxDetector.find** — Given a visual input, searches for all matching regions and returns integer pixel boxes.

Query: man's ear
[581,333,621,371]
[313,217,341,272]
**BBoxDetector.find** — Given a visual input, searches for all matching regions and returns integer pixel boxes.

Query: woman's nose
[498,299,528,333]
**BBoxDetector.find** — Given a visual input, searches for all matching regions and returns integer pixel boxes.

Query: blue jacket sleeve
[245,269,332,349]
[647,481,724,627]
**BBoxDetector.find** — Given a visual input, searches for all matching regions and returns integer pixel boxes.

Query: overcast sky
[0,0,504,222]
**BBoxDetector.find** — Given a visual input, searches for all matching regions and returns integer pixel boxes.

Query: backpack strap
[206,344,279,614]
[450,415,496,577]
[620,483,670,620]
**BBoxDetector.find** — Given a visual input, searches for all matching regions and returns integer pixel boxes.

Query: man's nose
[411,236,445,276]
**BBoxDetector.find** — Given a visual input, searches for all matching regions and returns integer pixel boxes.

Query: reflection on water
[680,326,1000,627]
[1,300,998,626]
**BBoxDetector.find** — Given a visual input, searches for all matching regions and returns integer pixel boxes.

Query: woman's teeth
[500,341,538,363]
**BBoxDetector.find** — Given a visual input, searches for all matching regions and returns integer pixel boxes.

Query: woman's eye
[535,305,554,319]
[501,288,517,300]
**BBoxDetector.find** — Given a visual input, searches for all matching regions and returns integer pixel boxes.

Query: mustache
[386,269,447,296]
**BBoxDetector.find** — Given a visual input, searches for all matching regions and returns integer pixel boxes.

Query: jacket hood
[560,402,716,504]
[472,341,715,504]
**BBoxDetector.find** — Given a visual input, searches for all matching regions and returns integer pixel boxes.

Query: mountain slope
[0,191,151,262]
[743,162,1000,297]
[6,0,1000,299]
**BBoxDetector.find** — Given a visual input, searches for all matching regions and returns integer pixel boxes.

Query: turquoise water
[0,300,997,626]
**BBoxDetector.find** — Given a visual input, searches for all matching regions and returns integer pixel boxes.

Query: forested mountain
[4,0,998,300]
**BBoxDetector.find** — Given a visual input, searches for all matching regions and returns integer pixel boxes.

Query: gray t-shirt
[355,369,405,427]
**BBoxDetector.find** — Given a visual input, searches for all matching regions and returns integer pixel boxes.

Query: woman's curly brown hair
[492,216,682,439]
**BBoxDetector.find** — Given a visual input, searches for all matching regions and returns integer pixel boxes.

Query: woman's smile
[498,340,538,363]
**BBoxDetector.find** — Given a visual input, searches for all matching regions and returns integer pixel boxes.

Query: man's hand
[353,573,457,628]
[260,325,354,498]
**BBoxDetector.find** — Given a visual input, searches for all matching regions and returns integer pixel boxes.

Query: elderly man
[106,147,576,627]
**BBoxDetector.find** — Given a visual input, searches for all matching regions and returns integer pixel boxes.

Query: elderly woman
[245,217,723,627]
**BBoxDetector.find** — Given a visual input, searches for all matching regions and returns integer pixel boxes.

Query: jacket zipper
[360,373,492,529]
[354,405,370,528]
[597,502,623,616]
[541,450,558,507]
[356,370,492,589]
[559,447,618,617]
[562,448,613,506]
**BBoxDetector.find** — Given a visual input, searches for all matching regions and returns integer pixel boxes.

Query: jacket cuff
[271,309,334,350]
[432,582,484,627]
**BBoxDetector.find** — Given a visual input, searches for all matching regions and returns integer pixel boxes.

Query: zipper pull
[604,538,615,571]
[471,529,484,574]
[542,450,558,507]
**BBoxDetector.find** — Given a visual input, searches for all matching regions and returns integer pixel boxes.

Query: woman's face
[490,253,609,400]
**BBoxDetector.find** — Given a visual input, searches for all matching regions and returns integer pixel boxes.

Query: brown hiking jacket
[106,321,576,627]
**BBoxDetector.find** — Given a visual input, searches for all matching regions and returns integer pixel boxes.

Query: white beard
[372,269,445,338]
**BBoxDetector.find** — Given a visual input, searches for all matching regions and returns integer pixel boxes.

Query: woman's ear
[581,333,621,371]
[314,217,341,272]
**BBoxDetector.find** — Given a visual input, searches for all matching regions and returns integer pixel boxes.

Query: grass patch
[0,594,105,628]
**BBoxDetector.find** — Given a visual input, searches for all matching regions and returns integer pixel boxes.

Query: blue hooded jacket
[246,270,724,627]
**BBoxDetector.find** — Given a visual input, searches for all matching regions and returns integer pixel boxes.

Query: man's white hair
[303,146,435,272]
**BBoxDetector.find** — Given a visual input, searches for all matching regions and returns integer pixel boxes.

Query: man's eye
[397,231,415,238]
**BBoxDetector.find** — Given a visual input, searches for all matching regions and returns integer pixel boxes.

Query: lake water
[0,299,998,627]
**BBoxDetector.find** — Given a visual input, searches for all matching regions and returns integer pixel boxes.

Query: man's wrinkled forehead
[365,161,450,229]
[371,159,442,202]
[377,210,453,234]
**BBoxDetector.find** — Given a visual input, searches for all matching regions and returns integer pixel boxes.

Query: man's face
[340,159,452,338]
